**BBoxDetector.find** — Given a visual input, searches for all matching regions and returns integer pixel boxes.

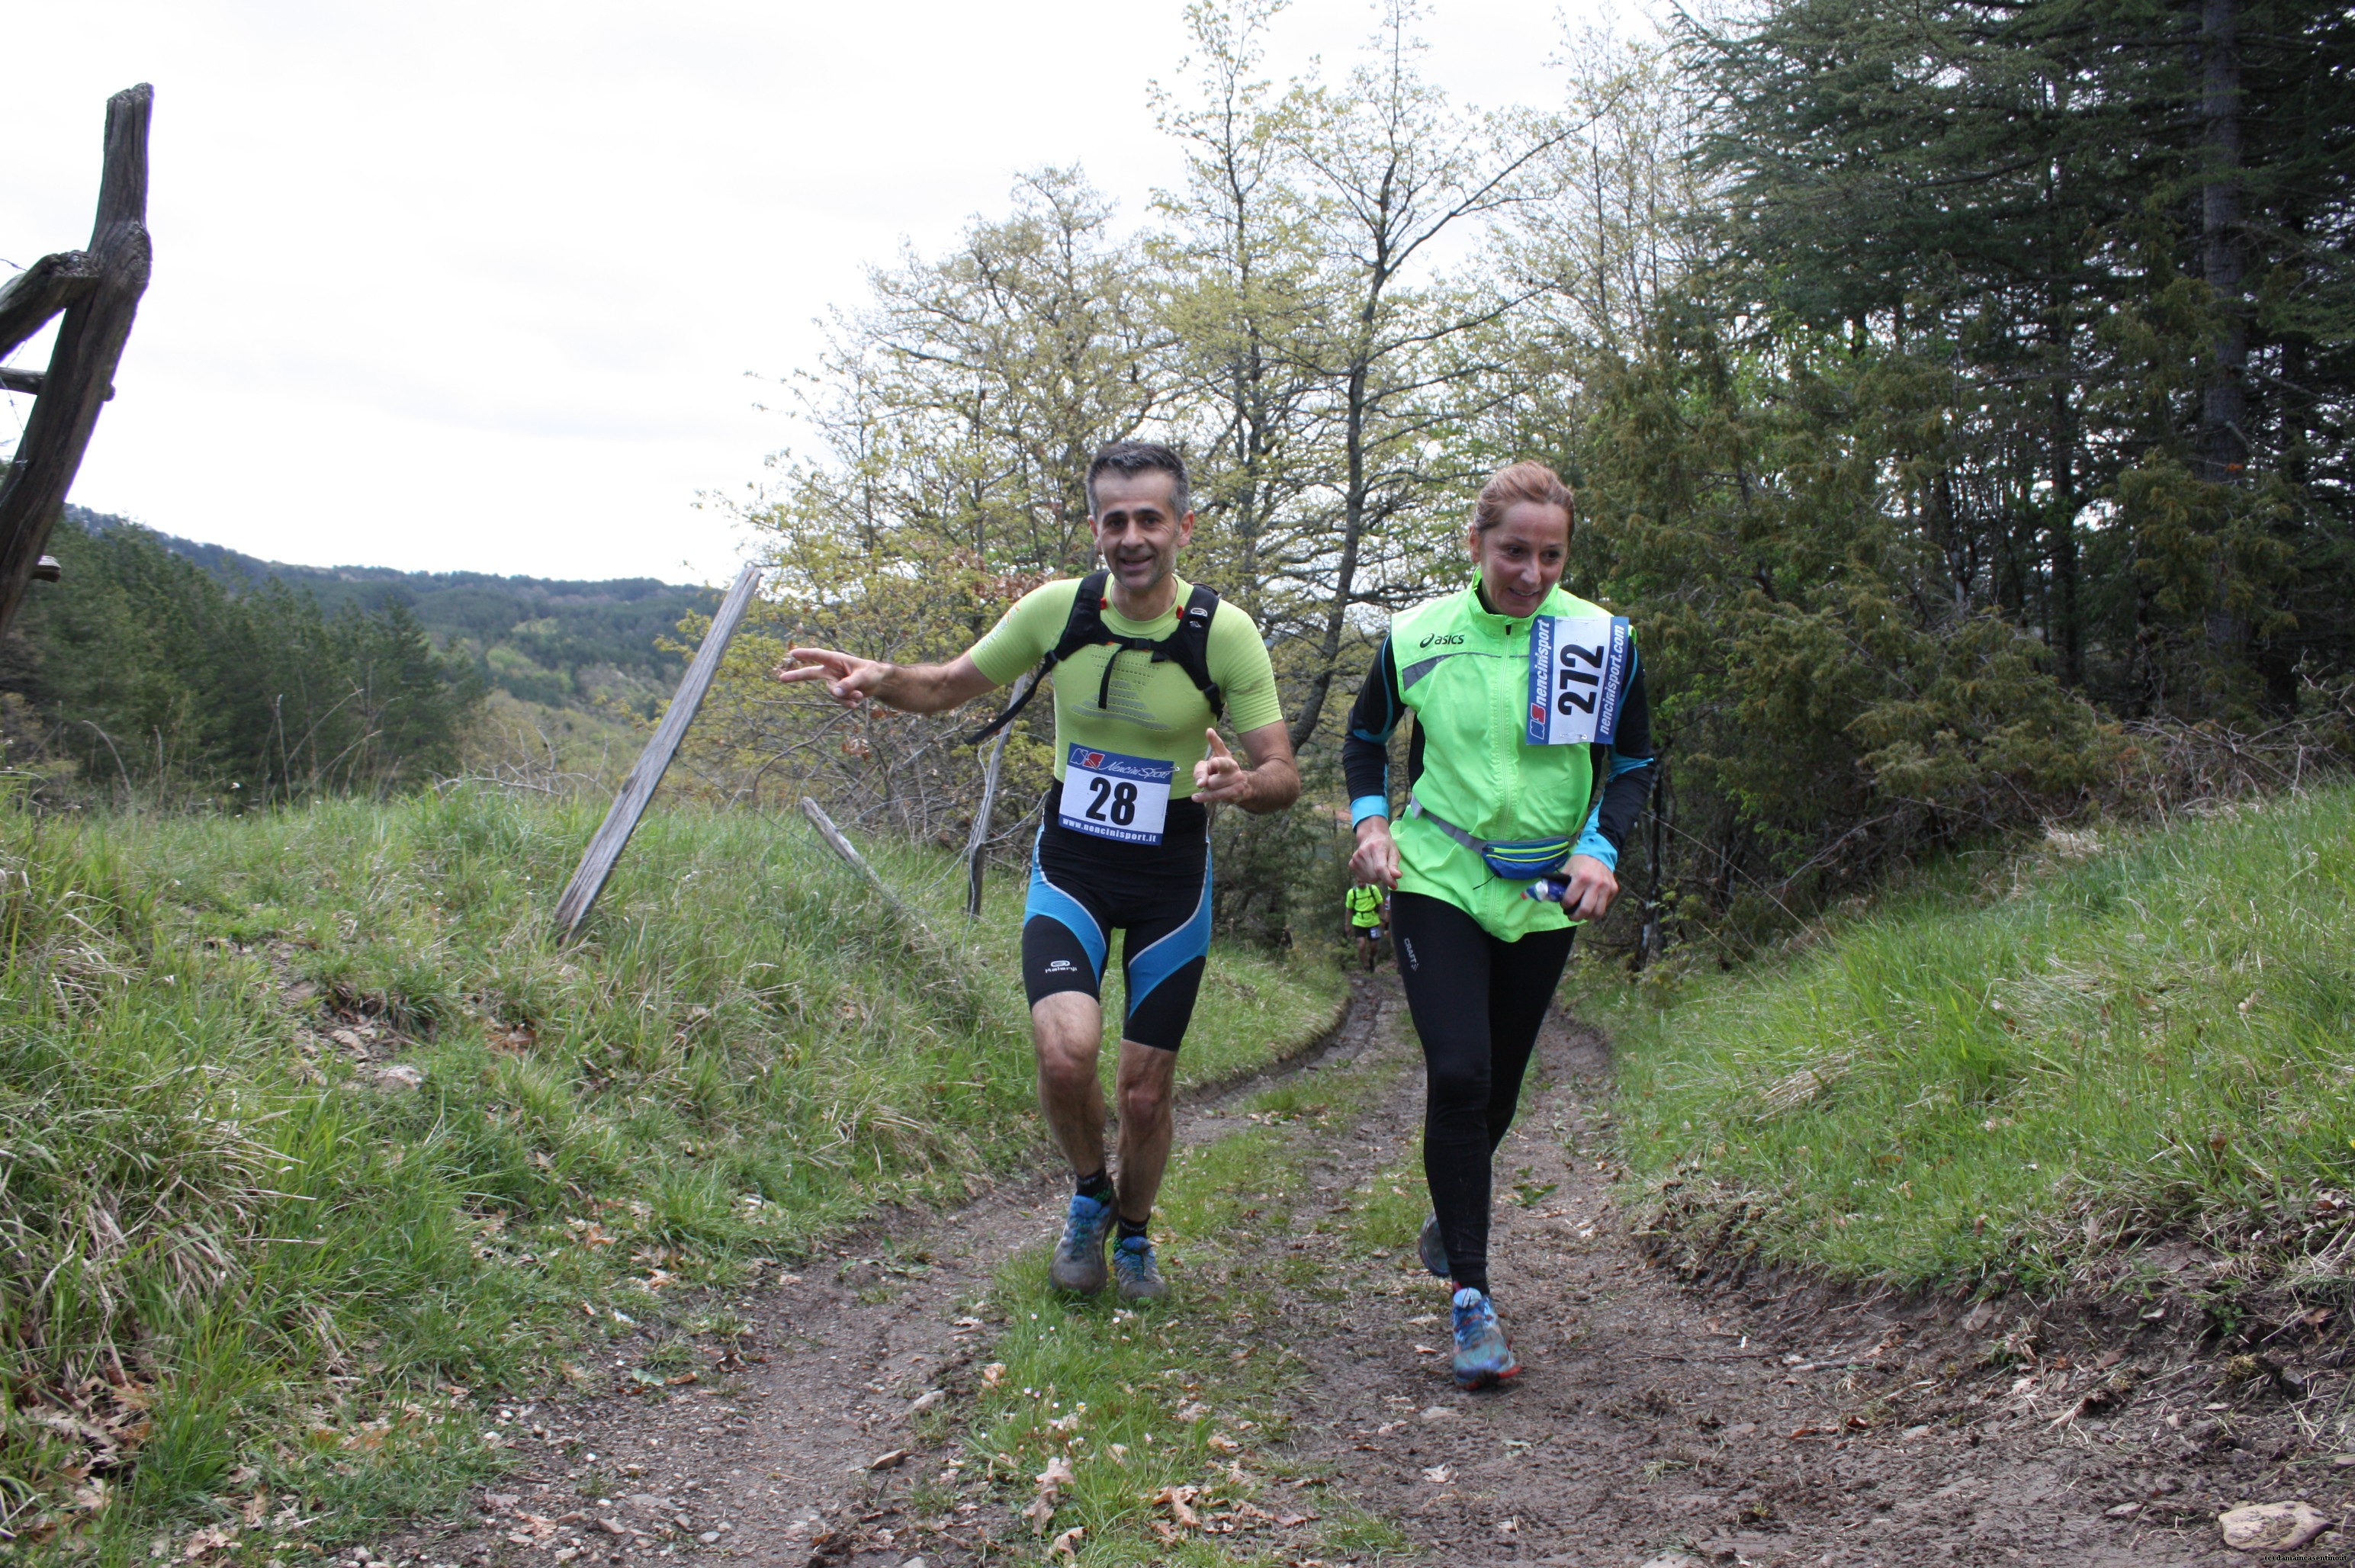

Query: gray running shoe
[1050,1193,1116,1294]
[1418,1213,1451,1280]
[1112,1234,1168,1302]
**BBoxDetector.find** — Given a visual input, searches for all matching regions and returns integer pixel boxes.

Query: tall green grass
[1595,788,2355,1299]
[0,788,1342,1559]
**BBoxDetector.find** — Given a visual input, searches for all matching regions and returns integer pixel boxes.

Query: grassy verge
[1587,786,2355,1303]
[0,788,1340,1560]
[948,1069,1409,1565]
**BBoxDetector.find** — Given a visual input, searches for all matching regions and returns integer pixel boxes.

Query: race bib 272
[1525,615,1631,747]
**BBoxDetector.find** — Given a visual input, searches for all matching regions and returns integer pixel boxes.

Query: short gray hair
[1085,439,1190,519]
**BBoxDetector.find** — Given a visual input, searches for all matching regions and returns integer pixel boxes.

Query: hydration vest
[965,570,1225,746]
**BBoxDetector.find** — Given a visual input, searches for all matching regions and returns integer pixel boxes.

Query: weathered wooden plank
[551,562,763,943]
[0,86,153,636]
[0,251,99,359]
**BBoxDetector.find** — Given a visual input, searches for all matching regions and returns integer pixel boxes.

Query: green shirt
[969,576,1284,798]
[1346,885,1383,927]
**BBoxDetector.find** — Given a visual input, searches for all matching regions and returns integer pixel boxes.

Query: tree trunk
[2199,0,2247,484]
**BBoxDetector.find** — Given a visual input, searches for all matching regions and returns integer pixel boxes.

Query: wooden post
[551,563,763,943]
[0,86,153,637]
[961,670,1033,917]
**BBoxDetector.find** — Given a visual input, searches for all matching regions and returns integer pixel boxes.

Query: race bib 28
[1526,615,1631,747]
[1059,744,1174,844]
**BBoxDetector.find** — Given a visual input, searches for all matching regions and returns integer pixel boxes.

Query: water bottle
[1523,876,1572,904]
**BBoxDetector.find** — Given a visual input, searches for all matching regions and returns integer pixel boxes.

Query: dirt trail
[1264,989,2349,1566]
[387,975,2350,1567]
[380,984,1399,1568]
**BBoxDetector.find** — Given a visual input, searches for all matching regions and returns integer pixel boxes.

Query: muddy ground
[374,975,2353,1567]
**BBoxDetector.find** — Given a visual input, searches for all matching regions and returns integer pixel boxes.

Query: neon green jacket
[1384,583,1618,940]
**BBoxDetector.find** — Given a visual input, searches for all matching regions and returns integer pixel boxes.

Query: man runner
[776,440,1299,1302]
[1346,882,1387,971]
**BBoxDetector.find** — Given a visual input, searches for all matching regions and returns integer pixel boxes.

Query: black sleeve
[1341,638,1403,810]
[1591,655,1656,855]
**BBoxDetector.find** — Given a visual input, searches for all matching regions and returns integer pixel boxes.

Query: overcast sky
[4,0,1622,586]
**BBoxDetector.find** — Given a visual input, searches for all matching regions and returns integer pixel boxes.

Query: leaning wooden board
[551,563,763,943]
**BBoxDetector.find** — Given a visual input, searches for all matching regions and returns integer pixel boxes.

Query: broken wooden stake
[551,562,763,943]
[798,796,933,940]
[0,85,153,636]
[961,669,1032,918]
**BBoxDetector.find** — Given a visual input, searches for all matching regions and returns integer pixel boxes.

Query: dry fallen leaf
[1206,1431,1240,1453]
[1050,1524,1084,1558]
[1026,1455,1075,1533]
[981,1362,1007,1387]
[181,1526,236,1560]
[1421,1464,1454,1485]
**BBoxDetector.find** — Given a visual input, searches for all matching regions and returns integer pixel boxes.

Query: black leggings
[1392,890,1577,1297]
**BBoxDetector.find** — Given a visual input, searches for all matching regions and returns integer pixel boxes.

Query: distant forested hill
[66,506,720,714]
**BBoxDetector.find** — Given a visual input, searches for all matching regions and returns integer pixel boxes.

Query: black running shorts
[1021,786,1212,1052]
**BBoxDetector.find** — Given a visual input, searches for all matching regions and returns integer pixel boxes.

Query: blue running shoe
[1418,1214,1451,1280]
[1451,1286,1520,1390]
[1049,1192,1116,1294]
[1111,1234,1167,1302]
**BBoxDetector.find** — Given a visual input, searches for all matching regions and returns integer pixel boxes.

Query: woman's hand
[1350,817,1402,891]
[1557,853,1618,921]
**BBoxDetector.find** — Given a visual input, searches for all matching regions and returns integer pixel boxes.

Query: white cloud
[3,0,1620,583]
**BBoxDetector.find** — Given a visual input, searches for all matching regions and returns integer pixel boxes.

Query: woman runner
[1341,461,1655,1388]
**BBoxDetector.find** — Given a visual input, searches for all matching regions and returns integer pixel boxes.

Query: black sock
[1075,1168,1114,1204]
[1117,1214,1150,1242]
[1455,1273,1490,1300]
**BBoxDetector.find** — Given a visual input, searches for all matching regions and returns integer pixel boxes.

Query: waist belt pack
[1406,797,1573,881]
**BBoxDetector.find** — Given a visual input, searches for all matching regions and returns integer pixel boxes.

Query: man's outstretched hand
[775,647,888,708]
